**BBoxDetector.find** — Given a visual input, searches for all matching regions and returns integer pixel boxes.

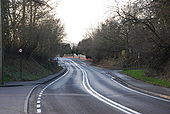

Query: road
[29,58,170,114]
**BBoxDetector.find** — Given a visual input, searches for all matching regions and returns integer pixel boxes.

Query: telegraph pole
[0,0,4,84]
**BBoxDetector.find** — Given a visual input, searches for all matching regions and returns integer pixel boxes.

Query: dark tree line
[77,0,170,78]
[1,0,71,63]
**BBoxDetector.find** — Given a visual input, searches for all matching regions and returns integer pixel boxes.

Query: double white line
[70,60,141,114]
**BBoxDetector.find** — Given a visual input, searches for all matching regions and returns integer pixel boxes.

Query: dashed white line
[37,97,41,100]
[37,109,41,113]
[35,63,69,113]
[24,84,40,114]
[37,101,41,104]
[37,104,41,108]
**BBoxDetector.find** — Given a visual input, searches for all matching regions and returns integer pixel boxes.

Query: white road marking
[112,76,170,103]
[37,101,41,104]
[37,109,41,113]
[70,60,141,114]
[24,84,39,114]
[37,104,41,108]
[111,78,115,81]
[82,60,170,103]
[37,97,41,100]
[35,62,70,113]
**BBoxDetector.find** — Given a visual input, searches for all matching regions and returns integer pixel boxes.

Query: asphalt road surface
[29,58,170,114]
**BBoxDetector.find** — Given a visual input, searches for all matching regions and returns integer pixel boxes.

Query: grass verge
[3,57,62,82]
[121,70,170,88]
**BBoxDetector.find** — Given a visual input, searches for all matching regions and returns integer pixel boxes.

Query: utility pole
[0,0,3,84]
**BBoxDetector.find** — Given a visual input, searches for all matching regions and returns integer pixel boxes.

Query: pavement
[0,62,67,114]
[110,71,170,100]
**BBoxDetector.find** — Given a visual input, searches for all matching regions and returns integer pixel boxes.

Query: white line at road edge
[36,63,70,113]
[24,84,40,114]
[80,61,170,103]
[112,75,170,103]
[70,60,141,114]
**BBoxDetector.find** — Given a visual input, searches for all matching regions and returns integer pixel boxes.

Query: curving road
[29,58,170,114]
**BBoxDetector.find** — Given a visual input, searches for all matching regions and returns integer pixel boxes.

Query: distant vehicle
[86,55,92,59]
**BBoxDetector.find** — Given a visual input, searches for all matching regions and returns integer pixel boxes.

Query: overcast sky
[55,0,128,44]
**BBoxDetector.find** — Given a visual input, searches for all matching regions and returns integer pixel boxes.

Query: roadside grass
[3,58,62,82]
[122,70,170,88]
[4,66,52,82]
[4,71,39,82]
[3,73,13,82]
